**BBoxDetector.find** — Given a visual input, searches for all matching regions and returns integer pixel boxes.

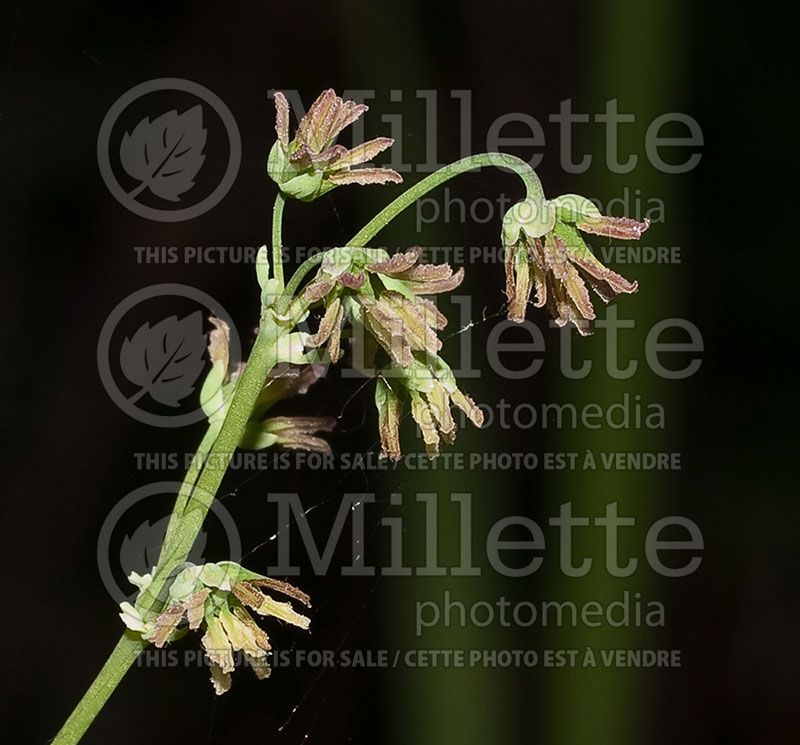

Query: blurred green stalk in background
[544,1,684,742]
[345,0,685,742]
[343,5,515,744]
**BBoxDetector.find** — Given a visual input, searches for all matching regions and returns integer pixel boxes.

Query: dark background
[1,1,797,743]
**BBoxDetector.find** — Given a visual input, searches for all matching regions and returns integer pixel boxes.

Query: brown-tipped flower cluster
[301,246,482,459]
[269,89,401,201]
[375,364,484,461]
[502,194,649,335]
[304,246,463,367]
[121,562,310,695]
[198,576,310,694]
[242,415,336,454]
[242,364,335,453]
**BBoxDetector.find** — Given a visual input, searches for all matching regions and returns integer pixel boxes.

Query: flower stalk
[53,89,647,744]
[271,192,286,289]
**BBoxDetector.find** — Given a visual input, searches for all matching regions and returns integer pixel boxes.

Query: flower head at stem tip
[502,193,648,334]
[268,89,402,201]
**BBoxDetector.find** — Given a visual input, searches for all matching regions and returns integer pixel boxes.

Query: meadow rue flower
[405,357,484,457]
[304,246,463,367]
[375,357,484,460]
[301,245,481,458]
[240,415,336,454]
[241,362,335,452]
[269,89,402,201]
[120,561,310,695]
[502,193,648,334]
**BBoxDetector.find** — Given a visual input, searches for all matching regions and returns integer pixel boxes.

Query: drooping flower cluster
[375,359,484,460]
[502,193,649,334]
[268,89,402,201]
[304,246,463,365]
[120,562,310,694]
[301,246,483,459]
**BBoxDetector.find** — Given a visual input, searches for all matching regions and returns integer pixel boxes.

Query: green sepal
[267,140,290,184]
[200,363,227,421]
[378,274,416,301]
[260,279,282,310]
[280,172,322,200]
[169,564,204,603]
[549,194,602,225]
[255,245,271,290]
[552,220,594,262]
[214,561,268,584]
[239,423,280,451]
[321,247,356,278]
[275,331,311,364]
[394,358,436,394]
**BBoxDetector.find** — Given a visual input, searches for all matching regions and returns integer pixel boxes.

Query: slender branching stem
[161,425,219,549]
[281,153,542,306]
[52,151,541,745]
[51,635,147,745]
[52,325,281,745]
[281,251,325,305]
[52,194,291,745]
[348,153,543,247]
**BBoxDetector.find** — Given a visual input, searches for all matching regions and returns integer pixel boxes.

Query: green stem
[141,325,281,612]
[281,154,542,304]
[161,425,219,550]
[52,153,540,744]
[52,635,147,745]
[52,196,293,745]
[272,192,286,288]
[52,326,282,745]
[348,152,543,246]
[281,251,325,304]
